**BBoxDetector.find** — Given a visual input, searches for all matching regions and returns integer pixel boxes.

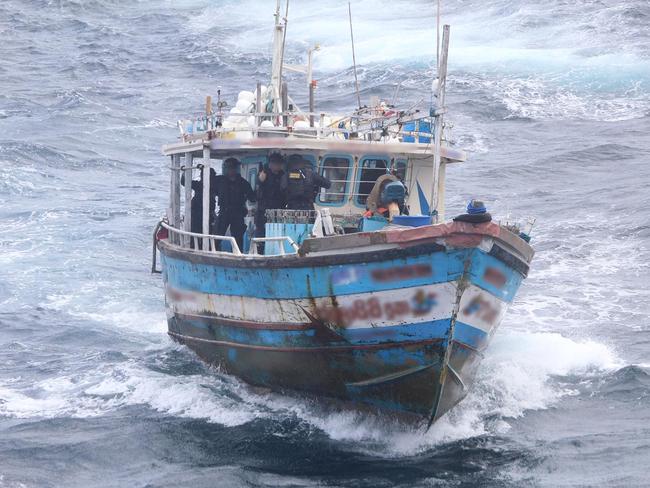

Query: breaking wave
[0,327,623,457]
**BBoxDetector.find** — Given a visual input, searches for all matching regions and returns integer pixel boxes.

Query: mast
[270,1,288,114]
[430,24,450,222]
[436,0,441,69]
[348,2,362,110]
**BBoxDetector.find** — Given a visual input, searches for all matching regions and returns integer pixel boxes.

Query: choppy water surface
[1,1,649,486]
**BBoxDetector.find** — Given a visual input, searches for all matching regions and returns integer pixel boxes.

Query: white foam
[184,0,650,123]
[244,330,623,456]
[187,0,650,77]
[0,327,624,456]
[0,360,256,427]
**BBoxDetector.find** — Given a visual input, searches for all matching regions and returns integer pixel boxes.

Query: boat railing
[177,111,436,144]
[160,222,242,255]
[159,222,299,257]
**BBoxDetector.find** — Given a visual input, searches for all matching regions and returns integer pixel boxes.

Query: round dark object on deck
[453,212,492,223]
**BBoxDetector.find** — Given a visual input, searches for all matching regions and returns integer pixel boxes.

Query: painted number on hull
[316,289,438,327]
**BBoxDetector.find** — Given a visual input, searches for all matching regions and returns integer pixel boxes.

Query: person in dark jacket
[453,199,492,224]
[255,152,286,252]
[282,154,331,210]
[212,158,256,251]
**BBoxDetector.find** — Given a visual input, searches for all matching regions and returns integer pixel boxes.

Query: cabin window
[355,156,390,206]
[318,155,352,205]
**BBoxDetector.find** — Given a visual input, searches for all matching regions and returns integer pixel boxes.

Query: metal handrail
[178,110,437,145]
[182,124,435,141]
[160,222,242,255]
[160,222,301,258]
[249,236,300,256]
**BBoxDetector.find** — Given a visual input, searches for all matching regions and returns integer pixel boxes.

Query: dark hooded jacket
[256,164,286,211]
[211,173,256,216]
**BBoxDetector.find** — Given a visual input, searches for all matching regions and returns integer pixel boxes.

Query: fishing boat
[152,3,534,427]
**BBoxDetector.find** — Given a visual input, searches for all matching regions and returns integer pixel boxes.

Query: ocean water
[1,1,649,486]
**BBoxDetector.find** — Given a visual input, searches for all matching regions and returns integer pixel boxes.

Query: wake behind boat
[152,2,534,428]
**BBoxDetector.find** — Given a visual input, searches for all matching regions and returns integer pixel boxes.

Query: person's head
[466,199,487,215]
[288,154,311,172]
[223,158,240,180]
[268,152,284,174]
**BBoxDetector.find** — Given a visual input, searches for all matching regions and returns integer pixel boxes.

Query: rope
[168,164,205,171]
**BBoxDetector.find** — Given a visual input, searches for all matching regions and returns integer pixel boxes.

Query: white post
[202,146,211,250]
[270,1,285,114]
[170,153,182,244]
[436,164,447,222]
[183,152,193,247]
[256,81,262,134]
[431,24,450,223]
[281,82,288,126]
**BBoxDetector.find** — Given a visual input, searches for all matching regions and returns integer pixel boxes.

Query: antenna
[270,1,289,113]
[436,0,441,69]
[348,2,362,109]
[430,24,450,223]
[279,0,290,92]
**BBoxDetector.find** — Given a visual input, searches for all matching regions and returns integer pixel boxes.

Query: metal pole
[348,2,362,109]
[183,152,193,247]
[309,82,315,127]
[170,154,181,244]
[308,46,316,127]
[279,0,290,85]
[281,82,289,127]
[256,81,262,134]
[430,24,449,222]
[202,146,211,250]
[436,0,441,69]
[270,1,285,114]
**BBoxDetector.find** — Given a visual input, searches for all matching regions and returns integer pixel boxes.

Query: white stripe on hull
[457,284,509,335]
[166,282,508,335]
[167,283,457,328]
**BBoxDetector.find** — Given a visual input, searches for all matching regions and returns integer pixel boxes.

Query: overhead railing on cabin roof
[176,110,439,145]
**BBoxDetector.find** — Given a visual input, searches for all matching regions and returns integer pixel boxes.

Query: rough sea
[1,1,649,486]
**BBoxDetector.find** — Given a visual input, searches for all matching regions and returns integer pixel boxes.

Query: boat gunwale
[157,221,533,274]
[158,238,446,269]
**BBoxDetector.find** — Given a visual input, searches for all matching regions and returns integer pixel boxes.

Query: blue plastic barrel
[403,121,432,143]
[360,216,388,232]
[403,122,416,143]
[392,215,432,227]
[418,121,432,143]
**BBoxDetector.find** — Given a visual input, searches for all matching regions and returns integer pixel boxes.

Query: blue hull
[158,223,532,424]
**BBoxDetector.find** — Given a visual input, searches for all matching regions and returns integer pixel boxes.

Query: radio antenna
[348,2,362,109]
[436,0,441,69]
[279,0,290,87]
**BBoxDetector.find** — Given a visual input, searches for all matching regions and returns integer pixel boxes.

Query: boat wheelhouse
[153,3,533,427]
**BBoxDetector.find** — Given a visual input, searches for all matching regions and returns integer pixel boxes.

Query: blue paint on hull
[160,240,527,421]
[162,247,522,302]
[162,250,462,298]
[175,313,488,352]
